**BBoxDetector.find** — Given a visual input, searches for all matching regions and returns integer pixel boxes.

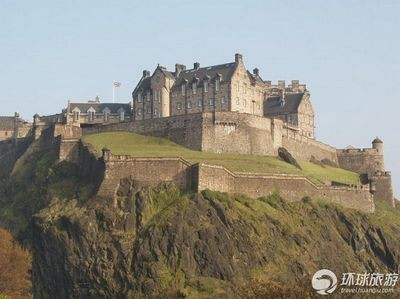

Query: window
[181,84,186,96]
[177,103,182,110]
[104,111,110,122]
[137,108,142,116]
[198,100,202,107]
[209,98,214,106]
[215,79,220,91]
[243,99,247,107]
[221,97,226,104]
[146,91,151,101]
[138,92,142,103]
[73,111,80,121]
[154,108,158,117]
[147,107,151,114]
[192,82,197,95]
[155,90,161,102]
[187,101,192,109]
[204,81,208,92]
[120,111,125,121]
[88,111,95,121]
[236,98,240,105]
[237,84,240,92]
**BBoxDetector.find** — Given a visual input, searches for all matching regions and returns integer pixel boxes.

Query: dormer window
[204,81,208,93]
[87,108,95,121]
[103,108,110,122]
[192,82,197,95]
[73,111,80,121]
[181,84,186,96]
[72,107,81,122]
[118,108,125,121]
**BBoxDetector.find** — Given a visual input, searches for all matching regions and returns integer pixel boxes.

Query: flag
[113,81,121,88]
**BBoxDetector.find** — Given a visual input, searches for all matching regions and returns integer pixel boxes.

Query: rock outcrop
[32,180,400,298]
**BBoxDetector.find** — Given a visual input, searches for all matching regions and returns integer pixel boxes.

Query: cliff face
[31,178,400,298]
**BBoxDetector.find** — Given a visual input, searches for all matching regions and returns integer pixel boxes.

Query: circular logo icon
[312,269,338,295]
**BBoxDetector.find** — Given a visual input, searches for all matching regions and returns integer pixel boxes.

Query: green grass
[82,132,360,185]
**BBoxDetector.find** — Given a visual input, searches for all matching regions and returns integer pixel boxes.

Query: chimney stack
[235,53,243,64]
[194,62,200,70]
[142,70,150,77]
[278,80,286,89]
[291,80,299,90]
[175,64,186,77]
[253,68,259,76]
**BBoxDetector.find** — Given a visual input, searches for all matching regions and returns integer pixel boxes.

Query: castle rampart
[93,150,374,213]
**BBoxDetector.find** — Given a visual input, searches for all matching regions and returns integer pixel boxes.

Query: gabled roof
[0,117,15,130]
[68,103,131,114]
[173,62,237,88]
[264,93,304,115]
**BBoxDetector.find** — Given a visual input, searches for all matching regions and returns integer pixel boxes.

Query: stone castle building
[0,113,32,141]
[1,53,394,211]
[132,54,314,139]
[65,97,131,127]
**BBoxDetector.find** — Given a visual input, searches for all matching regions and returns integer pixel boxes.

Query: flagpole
[112,81,115,103]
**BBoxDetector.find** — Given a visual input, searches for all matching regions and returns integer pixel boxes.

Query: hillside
[82,132,360,185]
[32,180,400,298]
[0,138,398,298]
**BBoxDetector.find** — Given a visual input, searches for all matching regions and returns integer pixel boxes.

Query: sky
[0,0,399,197]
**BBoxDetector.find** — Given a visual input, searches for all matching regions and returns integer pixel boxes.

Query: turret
[372,137,383,154]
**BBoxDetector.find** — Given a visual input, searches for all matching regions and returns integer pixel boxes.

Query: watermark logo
[312,269,338,295]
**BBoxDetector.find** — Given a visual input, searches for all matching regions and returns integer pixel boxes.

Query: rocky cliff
[32,180,400,298]
[1,148,400,298]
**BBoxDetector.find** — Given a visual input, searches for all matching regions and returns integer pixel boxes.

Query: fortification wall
[337,148,384,174]
[91,150,374,213]
[197,164,374,213]
[97,151,196,198]
[282,128,338,164]
[82,112,282,156]
[371,171,394,207]
[201,112,280,155]
[82,113,204,151]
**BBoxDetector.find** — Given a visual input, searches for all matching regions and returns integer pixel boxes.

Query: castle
[0,54,395,211]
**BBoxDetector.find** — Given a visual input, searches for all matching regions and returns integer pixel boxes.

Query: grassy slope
[82,131,360,185]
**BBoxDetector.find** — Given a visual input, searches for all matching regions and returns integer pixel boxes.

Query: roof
[173,62,237,88]
[0,117,15,130]
[68,103,131,114]
[264,93,304,116]
[372,137,383,144]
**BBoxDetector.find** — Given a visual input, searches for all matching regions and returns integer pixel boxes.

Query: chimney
[291,80,299,90]
[278,80,285,89]
[175,64,186,77]
[253,68,259,76]
[142,70,150,77]
[235,53,243,64]
[194,62,200,70]
[95,96,100,103]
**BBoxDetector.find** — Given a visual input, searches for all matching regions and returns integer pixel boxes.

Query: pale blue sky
[0,0,399,197]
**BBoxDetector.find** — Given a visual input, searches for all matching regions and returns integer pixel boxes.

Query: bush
[0,228,31,298]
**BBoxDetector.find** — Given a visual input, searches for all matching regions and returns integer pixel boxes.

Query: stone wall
[337,148,384,175]
[82,112,283,156]
[371,171,394,207]
[196,163,374,213]
[91,150,374,213]
[97,151,196,198]
[282,132,338,164]
[0,137,33,178]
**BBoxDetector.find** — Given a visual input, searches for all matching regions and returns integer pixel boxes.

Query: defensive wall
[91,149,374,213]
[0,137,32,178]
[337,148,384,175]
[82,111,340,160]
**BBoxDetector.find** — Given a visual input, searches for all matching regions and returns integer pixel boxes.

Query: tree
[0,228,31,298]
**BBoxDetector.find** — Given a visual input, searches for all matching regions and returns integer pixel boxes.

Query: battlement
[93,149,374,212]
